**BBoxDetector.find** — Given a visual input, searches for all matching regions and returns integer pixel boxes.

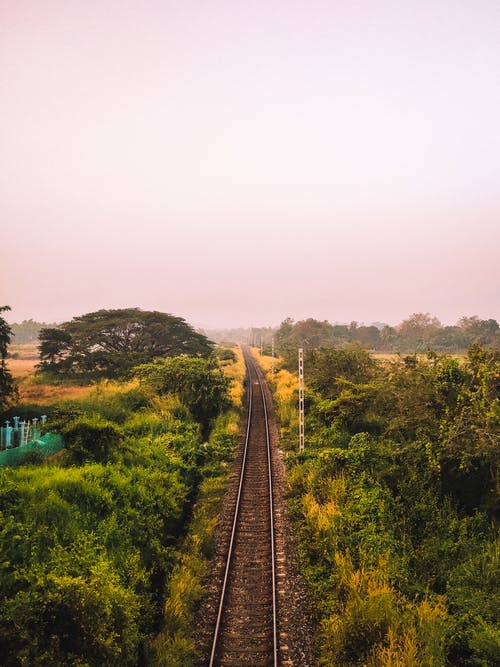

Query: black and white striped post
[298,348,305,451]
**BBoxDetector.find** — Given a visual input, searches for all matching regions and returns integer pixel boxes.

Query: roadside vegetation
[257,344,499,666]
[147,346,245,666]
[2,302,498,665]
[0,303,245,666]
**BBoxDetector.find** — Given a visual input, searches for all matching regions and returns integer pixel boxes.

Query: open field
[6,343,93,404]
[16,380,93,404]
[8,343,39,359]
[7,357,38,379]
[371,352,400,361]
[6,343,39,379]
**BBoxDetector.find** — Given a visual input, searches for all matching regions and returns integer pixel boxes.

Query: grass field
[8,342,39,358]
[16,379,93,404]
[7,357,38,379]
[371,352,400,361]
[7,343,39,379]
[6,343,93,404]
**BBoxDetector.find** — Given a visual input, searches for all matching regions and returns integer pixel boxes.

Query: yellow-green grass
[371,352,400,362]
[4,342,93,403]
[148,474,228,666]
[372,352,466,362]
[220,345,246,408]
[251,347,300,434]
[18,381,94,404]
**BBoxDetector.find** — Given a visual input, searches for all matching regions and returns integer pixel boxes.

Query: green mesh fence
[0,433,64,467]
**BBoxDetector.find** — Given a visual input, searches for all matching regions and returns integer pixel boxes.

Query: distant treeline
[248,313,500,354]
[9,319,55,344]
[10,312,500,352]
[201,327,257,345]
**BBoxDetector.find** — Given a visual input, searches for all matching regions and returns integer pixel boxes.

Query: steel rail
[208,348,278,667]
[252,354,278,667]
[208,351,253,667]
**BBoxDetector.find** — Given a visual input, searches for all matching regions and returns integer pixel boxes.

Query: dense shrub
[265,345,499,666]
[0,353,242,666]
[61,417,123,463]
[134,356,231,436]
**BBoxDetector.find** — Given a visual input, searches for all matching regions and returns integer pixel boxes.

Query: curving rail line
[209,347,278,667]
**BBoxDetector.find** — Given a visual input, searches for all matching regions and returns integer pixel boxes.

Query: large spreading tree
[38,308,213,379]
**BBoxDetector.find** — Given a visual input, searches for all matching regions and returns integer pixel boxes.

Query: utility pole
[260,335,263,356]
[298,348,304,452]
[271,337,275,374]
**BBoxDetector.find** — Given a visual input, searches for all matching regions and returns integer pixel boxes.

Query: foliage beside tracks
[257,345,499,666]
[0,349,243,666]
[147,416,237,666]
[218,345,246,408]
[147,347,245,665]
[134,356,231,438]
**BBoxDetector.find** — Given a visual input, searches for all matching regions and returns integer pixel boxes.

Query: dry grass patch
[8,343,39,359]
[6,343,40,379]
[371,353,401,362]
[372,352,466,363]
[7,358,38,379]
[17,380,93,404]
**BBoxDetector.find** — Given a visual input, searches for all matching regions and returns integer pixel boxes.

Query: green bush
[1,348,243,665]
[213,347,237,362]
[269,345,499,666]
[62,417,123,463]
[134,356,231,436]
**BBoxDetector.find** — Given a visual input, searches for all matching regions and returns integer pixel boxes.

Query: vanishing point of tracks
[209,347,278,667]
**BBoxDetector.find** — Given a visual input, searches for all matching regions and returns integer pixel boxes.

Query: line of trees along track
[209,347,278,667]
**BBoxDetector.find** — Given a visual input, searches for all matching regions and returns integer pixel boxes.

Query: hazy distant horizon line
[5,309,499,332]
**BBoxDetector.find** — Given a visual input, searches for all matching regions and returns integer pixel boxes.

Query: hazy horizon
[2,1,499,329]
[3,307,498,334]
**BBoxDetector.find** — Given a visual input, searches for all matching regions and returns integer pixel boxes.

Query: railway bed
[199,346,313,667]
[209,348,277,666]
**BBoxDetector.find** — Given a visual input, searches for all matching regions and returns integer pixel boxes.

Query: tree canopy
[274,314,500,360]
[38,308,213,379]
[0,306,15,408]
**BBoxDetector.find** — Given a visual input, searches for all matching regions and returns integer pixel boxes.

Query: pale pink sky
[1,1,499,328]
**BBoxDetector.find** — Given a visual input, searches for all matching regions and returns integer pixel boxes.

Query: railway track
[209,347,278,667]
